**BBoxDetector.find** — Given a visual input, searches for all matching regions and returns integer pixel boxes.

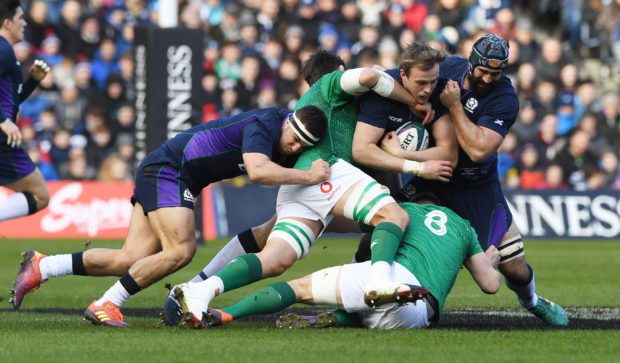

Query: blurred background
[3,0,620,240]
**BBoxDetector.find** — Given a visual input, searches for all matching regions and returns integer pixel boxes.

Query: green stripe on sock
[215,253,263,292]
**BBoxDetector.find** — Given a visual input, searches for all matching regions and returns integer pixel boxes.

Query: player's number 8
[424,210,448,236]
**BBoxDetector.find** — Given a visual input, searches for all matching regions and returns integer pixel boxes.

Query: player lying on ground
[10,105,329,327]
[195,194,500,329]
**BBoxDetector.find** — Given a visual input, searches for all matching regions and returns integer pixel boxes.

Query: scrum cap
[468,33,509,74]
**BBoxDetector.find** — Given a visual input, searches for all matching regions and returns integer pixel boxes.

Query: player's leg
[0,149,49,221]
[188,213,275,282]
[175,210,322,328]
[84,205,196,328]
[499,222,568,326]
[10,201,160,309]
[330,177,410,305]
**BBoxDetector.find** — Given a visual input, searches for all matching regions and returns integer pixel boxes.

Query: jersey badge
[494,119,504,126]
[464,97,478,113]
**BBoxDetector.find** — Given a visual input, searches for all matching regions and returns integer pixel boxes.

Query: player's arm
[20,60,50,103]
[353,121,452,182]
[341,68,433,124]
[380,113,459,168]
[463,246,500,294]
[243,152,330,186]
[440,80,504,162]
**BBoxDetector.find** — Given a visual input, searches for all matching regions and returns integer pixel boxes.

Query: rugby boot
[205,308,233,327]
[363,280,413,308]
[174,283,208,329]
[275,312,338,329]
[84,300,132,328]
[10,250,47,309]
[528,296,569,326]
[160,285,183,326]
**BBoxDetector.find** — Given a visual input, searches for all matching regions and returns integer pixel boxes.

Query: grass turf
[0,238,618,363]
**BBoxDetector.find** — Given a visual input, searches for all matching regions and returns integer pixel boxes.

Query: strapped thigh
[343,178,395,225]
[497,234,524,264]
[268,218,317,260]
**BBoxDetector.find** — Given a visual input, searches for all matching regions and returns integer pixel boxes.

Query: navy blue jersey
[141,107,291,196]
[440,57,519,186]
[358,69,448,146]
[0,36,38,144]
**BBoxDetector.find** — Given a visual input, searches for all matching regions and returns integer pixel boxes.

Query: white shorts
[339,261,431,329]
[276,159,371,226]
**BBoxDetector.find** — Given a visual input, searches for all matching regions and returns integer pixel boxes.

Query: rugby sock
[504,264,538,309]
[96,272,141,308]
[71,252,88,276]
[214,253,263,291]
[369,222,403,280]
[0,192,31,221]
[222,282,296,319]
[189,229,259,283]
[39,254,73,280]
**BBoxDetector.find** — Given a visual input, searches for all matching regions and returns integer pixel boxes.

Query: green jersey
[395,202,482,316]
[293,70,358,169]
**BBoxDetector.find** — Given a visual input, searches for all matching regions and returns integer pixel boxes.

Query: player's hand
[29,59,51,81]
[485,245,500,269]
[410,102,435,125]
[380,131,404,158]
[440,80,461,110]
[420,160,452,182]
[1,119,23,148]
[307,158,331,183]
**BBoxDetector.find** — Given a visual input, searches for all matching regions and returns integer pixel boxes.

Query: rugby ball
[395,121,430,151]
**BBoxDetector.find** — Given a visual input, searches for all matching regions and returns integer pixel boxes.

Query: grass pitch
[0,238,618,363]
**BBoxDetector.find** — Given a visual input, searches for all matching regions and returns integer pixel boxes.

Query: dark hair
[301,49,345,86]
[0,0,21,24]
[407,192,442,206]
[295,105,327,141]
[400,41,448,74]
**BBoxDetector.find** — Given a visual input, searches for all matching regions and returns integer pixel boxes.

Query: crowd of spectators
[13,0,620,190]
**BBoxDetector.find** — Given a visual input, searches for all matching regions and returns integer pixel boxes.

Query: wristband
[402,160,424,176]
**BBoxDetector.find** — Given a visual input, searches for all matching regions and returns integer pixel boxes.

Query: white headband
[289,112,320,147]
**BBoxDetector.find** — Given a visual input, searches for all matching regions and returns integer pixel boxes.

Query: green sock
[370,222,403,265]
[222,282,296,319]
[215,254,263,292]
[331,308,362,327]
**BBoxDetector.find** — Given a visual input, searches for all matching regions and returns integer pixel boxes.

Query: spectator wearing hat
[318,23,339,53]
[514,18,540,65]
[210,3,241,44]
[283,25,305,58]
[54,81,87,132]
[38,35,63,67]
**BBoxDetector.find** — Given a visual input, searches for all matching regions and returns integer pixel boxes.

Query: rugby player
[11,105,329,327]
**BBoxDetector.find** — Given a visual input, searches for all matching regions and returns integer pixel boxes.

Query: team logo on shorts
[183,188,194,202]
[320,182,333,193]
